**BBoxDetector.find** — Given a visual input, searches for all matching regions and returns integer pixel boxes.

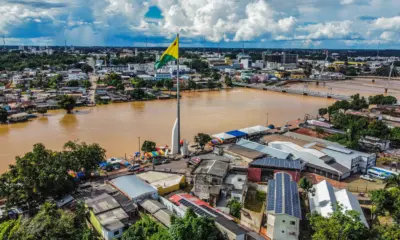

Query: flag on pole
[154,36,179,69]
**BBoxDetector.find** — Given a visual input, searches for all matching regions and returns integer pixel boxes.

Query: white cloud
[380,31,398,41]
[373,16,400,31]
[296,20,357,40]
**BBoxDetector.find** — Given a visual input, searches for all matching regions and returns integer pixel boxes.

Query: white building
[309,180,368,227]
[266,172,301,240]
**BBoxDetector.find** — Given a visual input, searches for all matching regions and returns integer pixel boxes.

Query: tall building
[263,53,298,70]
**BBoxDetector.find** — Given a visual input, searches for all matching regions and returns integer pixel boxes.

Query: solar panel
[275,173,283,214]
[178,199,214,218]
[291,182,302,219]
[267,180,275,211]
[284,173,293,216]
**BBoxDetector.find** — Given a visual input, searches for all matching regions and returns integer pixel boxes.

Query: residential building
[309,180,368,227]
[85,193,130,240]
[110,175,159,203]
[139,199,174,227]
[222,172,248,203]
[155,72,172,81]
[169,193,248,240]
[136,171,185,196]
[266,172,301,240]
[192,159,230,204]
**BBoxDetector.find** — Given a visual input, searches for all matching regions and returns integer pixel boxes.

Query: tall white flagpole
[176,33,181,154]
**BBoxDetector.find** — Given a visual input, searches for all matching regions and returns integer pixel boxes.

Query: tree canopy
[123,208,221,240]
[226,199,241,219]
[194,133,211,150]
[0,108,8,123]
[308,204,370,240]
[141,141,156,153]
[58,95,76,114]
[368,95,397,105]
[0,141,105,209]
[2,202,95,240]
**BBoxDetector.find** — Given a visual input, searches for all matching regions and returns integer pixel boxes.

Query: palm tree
[383,174,400,189]
[298,177,315,200]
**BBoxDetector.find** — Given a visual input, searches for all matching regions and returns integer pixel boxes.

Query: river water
[0,88,335,172]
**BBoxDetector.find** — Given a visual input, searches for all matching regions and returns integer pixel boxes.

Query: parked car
[128,164,140,172]
[107,157,122,164]
[360,175,375,182]
[134,168,145,174]
[162,159,171,164]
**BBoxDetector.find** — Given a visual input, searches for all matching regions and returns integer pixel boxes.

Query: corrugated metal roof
[111,175,157,200]
[309,180,368,227]
[236,139,291,159]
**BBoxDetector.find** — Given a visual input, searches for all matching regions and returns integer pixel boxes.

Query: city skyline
[0,0,399,49]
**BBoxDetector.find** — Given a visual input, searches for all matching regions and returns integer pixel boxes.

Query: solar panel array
[284,173,293,216]
[250,157,301,170]
[178,199,214,218]
[291,182,302,219]
[266,172,302,219]
[275,172,283,214]
[267,180,275,211]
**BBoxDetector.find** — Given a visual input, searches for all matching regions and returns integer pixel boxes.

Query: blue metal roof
[266,172,301,219]
[111,175,157,200]
[225,130,247,138]
[249,157,301,170]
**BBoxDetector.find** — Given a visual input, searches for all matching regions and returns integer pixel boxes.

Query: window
[290,221,295,225]
[114,230,120,236]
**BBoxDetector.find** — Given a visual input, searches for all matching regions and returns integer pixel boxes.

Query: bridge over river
[233,82,351,101]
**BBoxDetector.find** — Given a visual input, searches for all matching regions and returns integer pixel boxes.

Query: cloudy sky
[0,0,399,49]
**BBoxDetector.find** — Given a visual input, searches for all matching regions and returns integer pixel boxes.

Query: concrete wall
[157,176,186,196]
[267,214,299,240]
[159,196,186,218]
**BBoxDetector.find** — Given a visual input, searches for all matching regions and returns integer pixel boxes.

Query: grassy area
[244,190,266,212]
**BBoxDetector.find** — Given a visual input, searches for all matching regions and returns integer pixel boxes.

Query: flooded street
[0,88,334,172]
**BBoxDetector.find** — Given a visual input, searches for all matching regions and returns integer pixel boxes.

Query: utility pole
[266,112,269,126]
[385,61,394,94]
[138,137,141,156]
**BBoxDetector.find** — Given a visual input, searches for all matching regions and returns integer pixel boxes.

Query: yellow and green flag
[154,36,179,69]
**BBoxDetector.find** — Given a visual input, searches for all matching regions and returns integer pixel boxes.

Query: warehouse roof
[111,175,157,200]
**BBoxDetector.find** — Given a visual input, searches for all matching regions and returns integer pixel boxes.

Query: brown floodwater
[0,88,336,173]
[288,78,400,99]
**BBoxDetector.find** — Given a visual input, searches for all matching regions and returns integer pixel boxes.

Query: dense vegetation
[0,202,95,240]
[122,208,221,240]
[0,52,84,71]
[319,94,399,149]
[0,141,105,210]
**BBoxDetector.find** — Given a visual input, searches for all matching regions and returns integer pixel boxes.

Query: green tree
[299,177,315,200]
[169,208,220,240]
[0,108,8,123]
[350,94,369,111]
[58,95,76,114]
[227,199,242,219]
[194,133,212,151]
[131,88,146,100]
[0,143,75,209]
[207,80,215,90]
[187,80,197,91]
[12,202,94,240]
[371,224,400,240]
[37,108,47,115]
[224,76,233,87]
[164,80,173,92]
[384,175,400,189]
[81,64,93,74]
[141,140,156,153]
[216,82,223,89]
[315,127,325,137]
[66,80,80,87]
[155,80,165,88]
[318,108,328,117]
[15,83,25,89]
[62,141,106,175]
[308,204,370,240]
[364,120,390,139]
[82,80,92,89]
[122,214,169,240]
[212,71,221,81]
[368,95,397,105]
[370,189,394,218]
